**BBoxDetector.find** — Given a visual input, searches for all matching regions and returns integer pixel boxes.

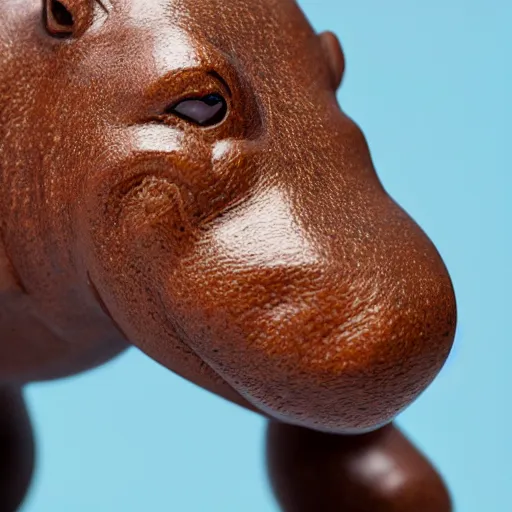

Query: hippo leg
[0,387,34,512]
[266,422,452,512]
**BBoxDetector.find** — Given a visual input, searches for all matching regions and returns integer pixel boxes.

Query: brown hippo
[0,0,457,510]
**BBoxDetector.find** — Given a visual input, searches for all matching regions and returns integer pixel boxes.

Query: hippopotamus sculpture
[0,0,457,510]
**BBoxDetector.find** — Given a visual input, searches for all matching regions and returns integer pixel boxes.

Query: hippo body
[0,1,456,511]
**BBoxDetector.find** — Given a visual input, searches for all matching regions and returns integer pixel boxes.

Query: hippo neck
[0,244,128,383]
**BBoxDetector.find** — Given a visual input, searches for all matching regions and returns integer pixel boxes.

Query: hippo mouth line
[87,272,256,409]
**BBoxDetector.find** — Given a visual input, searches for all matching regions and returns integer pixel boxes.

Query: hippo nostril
[44,0,74,38]
[50,1,73,26]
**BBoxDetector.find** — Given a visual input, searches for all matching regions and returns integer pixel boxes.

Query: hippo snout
[150,183,457,434]
[83,123,456,434]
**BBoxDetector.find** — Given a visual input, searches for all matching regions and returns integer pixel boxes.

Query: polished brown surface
[268,422,452,512]
[0,0,457,510]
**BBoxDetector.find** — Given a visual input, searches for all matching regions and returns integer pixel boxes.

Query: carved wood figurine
[0,1,457,510]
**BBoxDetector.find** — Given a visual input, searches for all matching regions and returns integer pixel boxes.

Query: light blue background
[22,1,511,511]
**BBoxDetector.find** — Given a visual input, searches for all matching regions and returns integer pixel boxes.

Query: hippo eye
[44,0,74,37]
[166,94,228,127]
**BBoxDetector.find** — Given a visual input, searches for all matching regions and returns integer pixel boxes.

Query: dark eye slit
[166,94,228,127]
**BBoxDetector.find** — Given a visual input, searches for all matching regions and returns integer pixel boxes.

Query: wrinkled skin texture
[0,0,457,510]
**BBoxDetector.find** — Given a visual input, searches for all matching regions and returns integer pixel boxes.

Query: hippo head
[0,0,456,433]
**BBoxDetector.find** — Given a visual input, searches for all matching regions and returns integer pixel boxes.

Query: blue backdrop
[22,1,511,511]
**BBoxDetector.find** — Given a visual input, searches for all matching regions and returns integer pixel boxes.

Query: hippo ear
[319,31,345,90]
[43,0,95,38]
